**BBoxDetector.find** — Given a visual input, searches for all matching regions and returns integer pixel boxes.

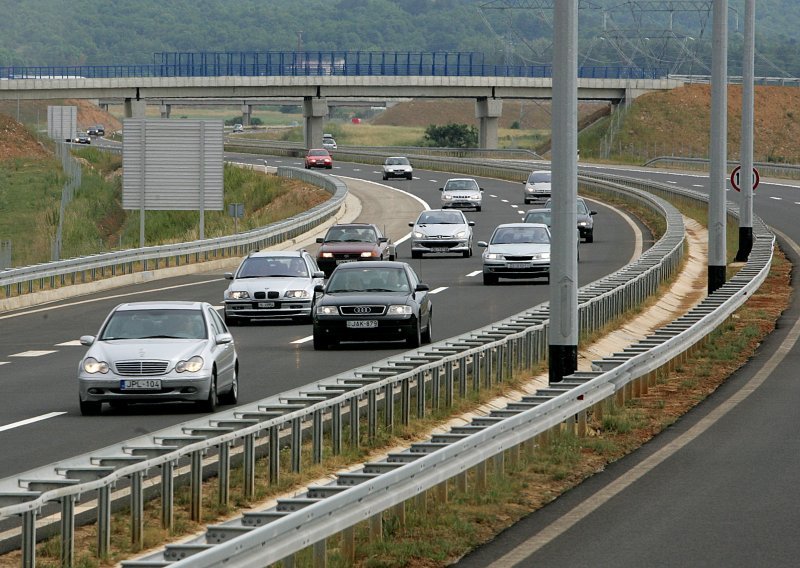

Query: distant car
[312,261,432,349]
[322,135,337,150]
[315,223,395,277]
[223,250,324,325]
[68,132,91,144]
[409,209,474,258]
[305,148,333,169]
[382,156,413,180]
[523,170,552,204]
[522,208,580,261]
[544,197,596,242]
[232,123,244,133]
[478,223,551,285]
[77,301,238,415]
[440,178,484,211]
[87,124,105,136]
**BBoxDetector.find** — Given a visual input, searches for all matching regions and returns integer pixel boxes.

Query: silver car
[523,170,552,204]
[223,250,324,324]
[382,156,413,180]
[440,178,484,211]
[77,301,238,415]
[409,209,474,258]
[478,223,551,285]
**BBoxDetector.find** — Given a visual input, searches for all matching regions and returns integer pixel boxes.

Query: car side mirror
[415,283,429,292]
[590,211,597,216]
[480,187,485,191]
[438,188,444,191]
[312,271,325,279]
[215,333,234,345]
[408,222,415,227]
[80,335,95,346]
[468,221,475,226]
[314,284,325,293]
[477,241,488,247]
[379,237,388,243]
[223,272,234,280]
[316,237,324,243]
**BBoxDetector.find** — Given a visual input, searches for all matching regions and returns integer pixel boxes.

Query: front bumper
[384,168,412,178]
[411,238,470,254]
[483,261,550,279]
[313,315,416,343]
[442,199,481,209]
[224,298,312,320]
[79,373,212,403]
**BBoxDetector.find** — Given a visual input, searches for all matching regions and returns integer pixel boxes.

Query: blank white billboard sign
[47,106,77,141]
[122,119,224,211]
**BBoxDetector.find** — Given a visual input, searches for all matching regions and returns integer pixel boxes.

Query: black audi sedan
[312,261,432,350]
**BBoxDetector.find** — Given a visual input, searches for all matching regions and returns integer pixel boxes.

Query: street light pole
[709,0,728,293]
[735,0,755,262]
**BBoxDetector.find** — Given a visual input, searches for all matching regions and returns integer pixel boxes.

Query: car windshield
[528,172,551,183]
[386,157,409,165]
[324,227,378,243]
[523,211,551,225]
[576,200,589,214]
[309,150,329,156]
[100,309,207,340]
[417,211,465,225]
[491,227,550,245]
[444,180,479,191]
[236,257,308,278]
[327,268,410,293]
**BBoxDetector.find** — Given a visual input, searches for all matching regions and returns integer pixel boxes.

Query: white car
[478,223,551,285]
[409,209,474,258]
[322,135,337,150]
[523,170,552,204]
[440,178,484,211]
[382,156,414,180]
[77,301,238,415]
[223,250,324,324]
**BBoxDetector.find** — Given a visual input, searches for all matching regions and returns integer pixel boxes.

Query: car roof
[495,222,549,230]
[247,250,305,258]
[445,177,477,182]
[333,261,407,270]
[524,208,551,213]
[307,148,329,153]
[530,170,550,174]
[386,156,408,160]
[115,301,206,311]
[329,223,378,229]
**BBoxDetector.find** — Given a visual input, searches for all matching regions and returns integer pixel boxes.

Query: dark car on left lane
[312,261,432,350]
[315,223,395,277]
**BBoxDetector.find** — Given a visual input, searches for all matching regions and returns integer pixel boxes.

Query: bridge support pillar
[124,99,147,118]
[475,97,502,149]
[303,97,328,150]
[160,103,171,119]
[241,104,252,126]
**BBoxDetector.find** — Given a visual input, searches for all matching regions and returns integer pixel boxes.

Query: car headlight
[320,252,334,258]
[83,357,109,374]
[413,231,425,238]
[532,252,551,260]
[285,289,309,299]
[316,305,338,315]
[387,305,412,315]
[176,356,204,373]
[578,221,588,227]
[526,186,535,192]
[226,290,250,300]
[442,194,453,200]
[484,253,502,260]
[360,251,376,258]
[455,230,467,238]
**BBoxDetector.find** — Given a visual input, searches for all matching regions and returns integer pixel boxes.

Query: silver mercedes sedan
[77,301,238,415]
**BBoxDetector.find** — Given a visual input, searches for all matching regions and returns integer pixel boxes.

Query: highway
[0,157,641,479]
[456,166,800,567]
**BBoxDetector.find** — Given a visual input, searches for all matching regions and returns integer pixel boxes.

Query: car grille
[254,291,280,300]
[504,255,534,261]
[339,305,387,316]
[115,360,170,376]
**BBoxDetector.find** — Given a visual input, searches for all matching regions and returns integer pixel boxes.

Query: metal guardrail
[669,74,800,87]
[0,166,687,565]
[643,155,800,180]
[0,167,346,305]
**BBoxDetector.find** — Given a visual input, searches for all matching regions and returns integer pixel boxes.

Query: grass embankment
[0,149,329,268]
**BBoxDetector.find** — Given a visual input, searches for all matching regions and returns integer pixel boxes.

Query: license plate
[509,262,533,269]
[257,302,275,308]
[336,259,355,265]
[120,379,161,390]
[430,247,450,253]
[346,320,378,328]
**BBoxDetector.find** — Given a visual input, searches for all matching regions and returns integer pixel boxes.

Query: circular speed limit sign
[730,166,760,192]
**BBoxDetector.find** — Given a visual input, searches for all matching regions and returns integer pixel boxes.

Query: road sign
[730,166,760,192]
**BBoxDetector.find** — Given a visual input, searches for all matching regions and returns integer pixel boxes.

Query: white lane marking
[429,287,448,294]
[352,168,361,171]
[666,180,677,184]
[466,270,482,277]
[511,204,518,208]
[501,199,509,203]
[490,194,498,198]
[429,179,439,183]
[518,210,526,214]
[770,196,782,200]
[56,340,82,346]
[291,336,314,344]
[0,412,67,433]
[693,184,704,187]
[0,362,8,366]
[11,350,57,357]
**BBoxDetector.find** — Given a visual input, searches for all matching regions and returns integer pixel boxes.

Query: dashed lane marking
[56,340,82,346]
[11,350,57,357]
[291,336,314,344]
[429,287,448,294]
[466,270,482,277]
[0,412,67,433]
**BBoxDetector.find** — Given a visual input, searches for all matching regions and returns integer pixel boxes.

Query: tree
[423,123,478,148]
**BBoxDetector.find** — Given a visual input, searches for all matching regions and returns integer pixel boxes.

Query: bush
[423,123,478,148]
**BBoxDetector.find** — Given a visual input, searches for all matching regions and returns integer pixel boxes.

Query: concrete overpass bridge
[0,50,685,148]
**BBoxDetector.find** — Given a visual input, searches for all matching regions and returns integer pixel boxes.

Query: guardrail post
[484,348,493,388]
[401,378,410,425]
[21,510,36,568]
[313,409,323,463]
[332,404,342,455]
[97,484,111,558]
[416,372,426,419]
[493,452,505,477]
[349,396,360,449]
[444,361,454,406]
[60,495,75,568]
[456,470,467,493]
[383,383,394,431]
[341,526,355,564]
[291,417,302,473]
[475,461,487,492]
[431,366,441,410]
[312,538,327,567]
[219,441,230,506]
[131,470,144,549]
[269,427,280,484]
[367,390,377,441]
[458,356,467,397]
[243,434,255,499]
[472,352,481,391]
[370,513,383,543]
[161,460,174,530]
[190,450,203,522]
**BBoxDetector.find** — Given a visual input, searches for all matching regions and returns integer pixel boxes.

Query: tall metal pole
[735,0,755,262]
[549,0,579,383]
[709,0,728,293]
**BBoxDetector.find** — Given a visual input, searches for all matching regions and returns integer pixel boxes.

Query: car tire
[224,312,238,327]
[79,398,102,416]
[407,319,422,348]
[313,332,329,350]
[406,173,413,180]
[411,250,422,259]
[219,366,239,405]
[483,273,498,285]
[462,248,471,258]
[421,313,433,344]
[199,373,218,413]
[476,206,482,212]
[383,174,388,180]
[586,231,594,243]
[326,165,332,169]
